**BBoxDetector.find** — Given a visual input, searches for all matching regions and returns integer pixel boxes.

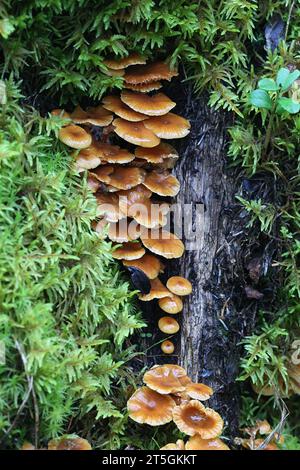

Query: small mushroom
[51,108,71,119]
[186,436,229,451]
[113,118,160,147]
[143,364,190,394]
[143,113,191,139]
[127,386,175,426]
[128,199,169,228]
[112,241,145,260]
[107,219,141,243]
[104,53,146,70]
[121,91,176,116]
[139,278,172,301]
[185,383,213,401]
[102,95,149,122]
[166,276,192,296]
[123,253,163,279]
[70,105,113,127]
[91,165,146,190]
[158,316,180,334]
[140,228,184,259]
[124,81,163,93]
[161,340,175,355]
[48,437,92,450]
[81,141,135,164]
[143,170,180,197]
[124,61,178,84]
[96,192,124,222]
[160,440,185,450]
[58,124,92,149]
[158,295,183,314]
[172,400,223,439]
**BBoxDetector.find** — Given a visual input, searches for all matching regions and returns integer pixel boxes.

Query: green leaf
[277,68,300,91]
[258,78,278,92]
[277,97,300,114]
[249,89,272,110]
[0,19,15,39]
[276,68,290,87]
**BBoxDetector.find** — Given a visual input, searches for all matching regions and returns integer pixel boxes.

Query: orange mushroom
[113,118,160,147]
[135,143,178,164]
[118,184,152,214]
[124,81,163,93]
[144,113,191,139]
[102,95,149,122]
[112,241,145,260]
[185,383,213,401]
[143,170,180,197]
[160,440,185,450]
[139,278,172,301]
[96,192,123,222]
[143,364,190,394]
[166,276,192,296]
[91,165,146,190]
[127,386,175,426]
[158,295,183,314]
[70,105,113,127]
[123,253,163,279]
[158,316,180,334]
[161,340,175,355]
[128,199,169,228]
[140,228,184,259]
[121,91,176,116]
[172,400,223,439]
[48,437,92,451]
[124,61,178,84]
[58,124,92,149]
[107,219,141,243]
[186,435,229,451]
[104,53,146,70]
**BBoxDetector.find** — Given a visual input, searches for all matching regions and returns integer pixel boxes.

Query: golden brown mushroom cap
[121,91,176,116]
[48,437,92,451]
[58,124,92,149]
[91,165,146,190]
[112,241,145,260]
[161,340,175,355]
[123,253,163,279]
[102,95,149,122]
[118,184,152,214]
[124,81,163,93]
[124,61,178,84]
[166,276,192,296]
[127,386,175,426]
[75,149,102,171]
[160,440,185,450]
[20,442,36,450]
[139,278,172,301]
[128,199,169,228]
[173,400,224,438]
[51,108,71,119]
[143,364,190,394]
[158,316,180,334]
[141,228,184,259]
[144,113,191,139]
[108,219,141,243]
[70,105,113,127]
[158,295,183,314]
[96,192,123,222]
[104,53,146,70]
[186,436,229,451]
[135,143,178,164]
[143,170,180,197]
[185,383,213,401]
[113,118,160,147]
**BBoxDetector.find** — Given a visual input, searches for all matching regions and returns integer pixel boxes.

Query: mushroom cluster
[127,364,228,450]
[54,54,192,354]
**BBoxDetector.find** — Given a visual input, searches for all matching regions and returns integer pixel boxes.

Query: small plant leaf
[249,89,272,110]
[277,97,300,114]
[258,78,278,92]
[276,68,290,87]
[277,68,300,90]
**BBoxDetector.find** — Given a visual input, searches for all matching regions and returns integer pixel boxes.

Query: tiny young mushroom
[113,118,160,147]
[48,437,92,451]
[120,91,176,116]
[158,295,183,314]
[185,382,214,401]
[127,386,176,426]
[143,170,180,197]
[185,436,230,451]
[158,316,180,334]
[102,95,149,122]
[172,400,224,439]
[139,277,172,301]
[140,228,184,259]
[161,340,175,355]
[143,364,191,394]
[112,241,145,260]
[58,124,92,149]
[143,113,191,139]
[166,276,192,296]
[123,253,163,279]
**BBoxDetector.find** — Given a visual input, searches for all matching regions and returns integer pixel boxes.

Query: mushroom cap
[160,440,185,451]
[121,91,176,116]
[161,340,175,355]
[48,437,92,451]
[112,241,145,260]
[123,253,163,279]
[139,277,172,301]
[185,383,214,401]
[158,316,180,334]
[102,95,149,122]
[241,438,279,451]
[118,184,152,214]
[75,149,102,171]
[140,228,184,259]
[166,276,192,296]
[70,105,113,127]
[127,386,175,426]
[124,81,163,93]
[91,165,146,190]
[143,170,180,197]
[104,53,146,70]
[108,219,141,243]
[113,118,160,147]
[87,141,135,164]
[20,442,36,450]
[186,436,229,451]
[96,192,123,222]
[124,61,178,84]
[158,295,183,314]
[144,113,191,139]
[173,400,224,438]
[143,364,190,394]
[58,124,92,149]
[135,143,178,164]
[128,199,169,228]
[87,173,101,192]
[51,108,71,119]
